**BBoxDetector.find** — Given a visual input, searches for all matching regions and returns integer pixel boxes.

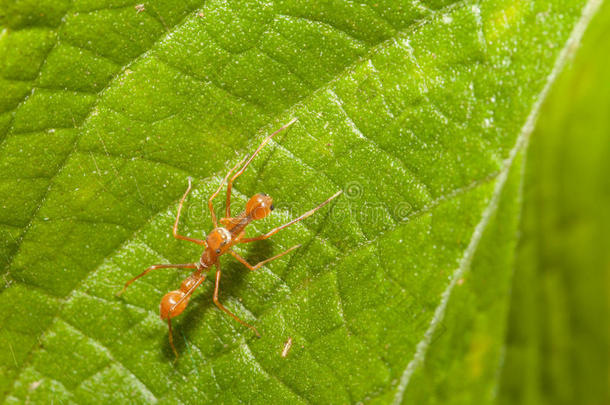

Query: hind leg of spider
[239,190,342,243]
[117,263,197,296]
[164,274,206,359]
[213,263,261,337]
[174,178,206,245]
[167,318,179,359]
[225,118,298,218]
[229,244,301,271]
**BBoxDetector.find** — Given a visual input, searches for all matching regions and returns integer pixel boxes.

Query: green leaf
[499,1,610,404]
[0,0,600,403]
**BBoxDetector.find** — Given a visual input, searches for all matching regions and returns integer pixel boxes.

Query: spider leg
[213,263,260,336]
[117,263,197,296]
[225,118,298,218]
[229,245,300,271]
[239,190,342,243]
[173,178,206,245]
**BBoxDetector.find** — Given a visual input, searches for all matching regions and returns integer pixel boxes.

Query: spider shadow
[162,239,274,360]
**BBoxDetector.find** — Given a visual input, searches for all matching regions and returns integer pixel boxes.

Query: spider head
[206,227,232,255]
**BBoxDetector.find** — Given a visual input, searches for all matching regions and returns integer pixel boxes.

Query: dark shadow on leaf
[168,245,267,360]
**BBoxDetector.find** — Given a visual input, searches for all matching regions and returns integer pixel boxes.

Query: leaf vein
[391,1,603,401]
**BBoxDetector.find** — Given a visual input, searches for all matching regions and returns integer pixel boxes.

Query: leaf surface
[499,2,610,403]
[0,0,599,403]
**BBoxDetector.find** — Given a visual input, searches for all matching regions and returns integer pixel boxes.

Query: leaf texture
[0,0,599,403]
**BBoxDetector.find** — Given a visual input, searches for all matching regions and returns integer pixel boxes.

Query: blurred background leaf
[499,1,610,404]
[0,0,606,404]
